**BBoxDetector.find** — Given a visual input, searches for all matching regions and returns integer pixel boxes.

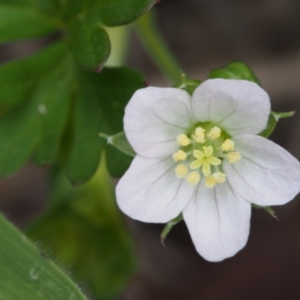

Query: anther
[221,139,235,152]
[227,151,241,163]
[187,171,201,185]
[172,150,187,162]
[212,172,226,183]
[207,126,221,140]
[175,164,189,178]
[176,134,190,146]
[193,127,205,143]
[205,176,216,188]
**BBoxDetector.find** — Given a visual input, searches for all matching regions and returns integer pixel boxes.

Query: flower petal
[124,87,194,157]
[224,134,300,206]
[183,180,251,262]
[116,155,195,223]
[192,79,270,135]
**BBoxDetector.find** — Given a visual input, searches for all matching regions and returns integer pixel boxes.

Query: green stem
[134,12,182,84]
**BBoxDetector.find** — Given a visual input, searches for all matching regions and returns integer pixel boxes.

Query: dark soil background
[1,1,300,299]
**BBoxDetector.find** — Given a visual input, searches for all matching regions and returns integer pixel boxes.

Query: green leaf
[106,145,133,177]
[0,41,67,106]
[259,111,295,138]
[0,98,40,177]
[66,70,105,185]
[0,42,72,176]
[92,0,157,26]
[0,213,88,300]
[28,159,136,299]
[0,3,58,44]
[70,16,110,71]
[34,55,74,165]
[209,61,260,84]
[160,214,183,244]
[67,67,145,184]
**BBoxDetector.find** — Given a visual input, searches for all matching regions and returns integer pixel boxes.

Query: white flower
[116,79,300,262]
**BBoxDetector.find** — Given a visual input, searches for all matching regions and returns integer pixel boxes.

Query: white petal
[224,134,300,206]
[183,180,251,262]
[192,79,270,135]
[116,155,195,223]
[124,87,194,157]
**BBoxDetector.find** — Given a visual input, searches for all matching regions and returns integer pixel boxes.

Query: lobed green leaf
[67,67,145,183]
[209,61,260,84]
[0,4,58,44]
[0,41,68,106]
[70,17,110,71]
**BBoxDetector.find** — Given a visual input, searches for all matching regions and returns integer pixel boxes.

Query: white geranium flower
[116,79,300,262]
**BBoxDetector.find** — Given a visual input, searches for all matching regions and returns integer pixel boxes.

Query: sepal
[100,132,136,157]
[259,111,295,138]
[160,214,183,245]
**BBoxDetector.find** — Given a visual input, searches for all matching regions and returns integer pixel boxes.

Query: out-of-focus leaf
[259,111,295,138]
[70,16,110,71]
[97,0,157,26]
[66,69,105,185]
[0,2,58,43]
[0,41,67,106]
[106,145,133,177]
[0,42,72,176]
[34,55,74,165]
[67,67,145,184]
[209,61,260,84]
[0,213,88,300]
[0,98,40,176]
[28,157,136,299]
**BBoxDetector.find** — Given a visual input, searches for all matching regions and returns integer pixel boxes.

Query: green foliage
[0,40,145,181]
[67,67,145,183]
[0,0,151,181]
[0,213,88,300]
[28,159,136,300]
[97,0,157,26]
[209,61,260,84]
[70,17,110,71]
[0,1,59,43]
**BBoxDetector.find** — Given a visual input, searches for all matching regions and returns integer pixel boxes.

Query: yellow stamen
[176,134,190,146]
[193,127,205,143]
[187,171,201,185]
[175,164,189,178]
[212,172,226,183]
[205,176,216,188]
[227,151,241,163]
[172,150,187,162]
[207,126,221,140]
[221,139,235,152]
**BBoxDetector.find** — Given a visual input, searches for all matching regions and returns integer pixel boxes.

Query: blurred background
[1,0,300,299]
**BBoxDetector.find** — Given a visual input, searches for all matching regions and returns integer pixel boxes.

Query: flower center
[172,125,241,188]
